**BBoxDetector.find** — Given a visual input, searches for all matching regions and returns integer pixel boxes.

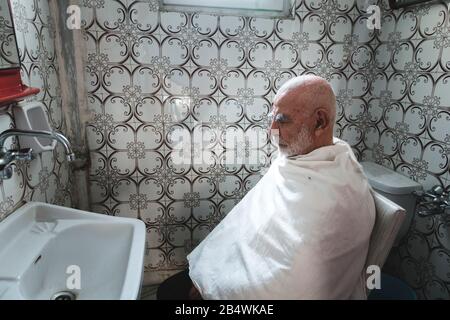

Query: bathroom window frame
[158,0,297,20]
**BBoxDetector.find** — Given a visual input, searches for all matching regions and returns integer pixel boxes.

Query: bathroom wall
[80,0,376,284]
[48,0,90,210]
[0,0,73,222]
[0,0,446,299]
[3,0,446,299]
[365,0,450,300]
[0,0,19,69]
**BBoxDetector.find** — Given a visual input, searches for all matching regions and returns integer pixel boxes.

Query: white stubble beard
[278,125,313,157]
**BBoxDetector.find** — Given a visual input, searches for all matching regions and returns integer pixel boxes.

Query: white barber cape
[187,138,376,299]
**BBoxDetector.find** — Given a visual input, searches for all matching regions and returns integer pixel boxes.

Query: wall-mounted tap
[0,129,76,180]
[415,185,450,217]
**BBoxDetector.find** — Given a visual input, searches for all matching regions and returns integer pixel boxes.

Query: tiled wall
[0,0,73,222]
[1,0,448,299]
[81,0,449,296]
[80,0,379,284]
[0,0,19,69]
[366,0,450,300]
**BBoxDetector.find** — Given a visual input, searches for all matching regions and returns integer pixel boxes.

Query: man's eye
[275,114,288,122]
[268,111,288,123]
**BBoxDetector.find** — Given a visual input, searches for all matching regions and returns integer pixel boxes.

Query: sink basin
[0,202,146,300]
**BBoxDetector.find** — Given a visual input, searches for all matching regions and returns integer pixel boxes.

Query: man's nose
[270,119,278,131]
[269,121,280,139]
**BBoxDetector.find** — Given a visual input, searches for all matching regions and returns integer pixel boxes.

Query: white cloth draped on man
[187,138,376,299]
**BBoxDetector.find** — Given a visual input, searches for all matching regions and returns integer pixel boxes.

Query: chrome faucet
[0,129,76,179]
[416,185,450,217]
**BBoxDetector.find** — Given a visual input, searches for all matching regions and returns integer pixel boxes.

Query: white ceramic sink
[0,202,146,300]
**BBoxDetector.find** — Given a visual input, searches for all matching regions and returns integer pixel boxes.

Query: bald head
[274,75,336,121]
[270,75,337,157]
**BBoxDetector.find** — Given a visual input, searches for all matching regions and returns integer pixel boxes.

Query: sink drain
[51,291,77,301]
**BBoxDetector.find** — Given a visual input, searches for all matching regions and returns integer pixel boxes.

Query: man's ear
[314,109,330,133]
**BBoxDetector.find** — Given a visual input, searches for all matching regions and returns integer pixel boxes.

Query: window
[159,0,296,19]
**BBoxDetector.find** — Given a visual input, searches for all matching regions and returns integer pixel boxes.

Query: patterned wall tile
[79,0,449,296]
[0,0,73,223]
[2,0,447,299]
[0,0,20,69]
[80,0,376,285]
[366,0,450,300]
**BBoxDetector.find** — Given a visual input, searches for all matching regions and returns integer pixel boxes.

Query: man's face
[270,90,314,157]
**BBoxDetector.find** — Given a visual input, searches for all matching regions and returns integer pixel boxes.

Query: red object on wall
[0,68,40,106]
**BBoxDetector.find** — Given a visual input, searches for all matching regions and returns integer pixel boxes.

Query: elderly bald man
[157,75,375,300]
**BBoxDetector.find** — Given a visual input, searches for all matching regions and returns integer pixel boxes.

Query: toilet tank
[360,162,423,245]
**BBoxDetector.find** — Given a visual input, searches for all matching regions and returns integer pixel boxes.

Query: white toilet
[360,161,423,246]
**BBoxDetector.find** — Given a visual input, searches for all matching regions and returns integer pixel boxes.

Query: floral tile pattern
[0,0,73,222]
[82,0,371,284]
[368,0,450,300]
[0,0,448,299]
[0,0,20,69]
[80,0,450,297]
